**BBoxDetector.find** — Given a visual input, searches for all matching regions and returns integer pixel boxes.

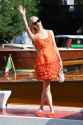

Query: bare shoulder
[47,30,54,36]
[47,29,53,33]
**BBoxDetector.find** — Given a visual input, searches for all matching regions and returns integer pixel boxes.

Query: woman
[18,5,62,117]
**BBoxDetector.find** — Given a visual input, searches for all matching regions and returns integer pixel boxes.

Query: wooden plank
[63,59,83,66]
[0,79,83,107]
[0,47,83,69]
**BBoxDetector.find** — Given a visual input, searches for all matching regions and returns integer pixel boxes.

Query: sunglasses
[33,19,40,25]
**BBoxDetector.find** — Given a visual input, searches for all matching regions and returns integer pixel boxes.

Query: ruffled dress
[34,31,61,80]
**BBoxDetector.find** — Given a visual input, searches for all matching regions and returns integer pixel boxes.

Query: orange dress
[34,31,61,80]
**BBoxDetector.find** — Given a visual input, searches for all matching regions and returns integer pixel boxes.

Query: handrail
[55,35,83,39]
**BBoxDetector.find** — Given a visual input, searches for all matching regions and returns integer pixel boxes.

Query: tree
[0,0,38,43]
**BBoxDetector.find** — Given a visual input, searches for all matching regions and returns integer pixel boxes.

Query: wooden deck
[2,104,83,120]
[0,104,83,125]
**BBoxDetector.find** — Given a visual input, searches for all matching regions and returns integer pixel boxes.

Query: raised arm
[18,5,35,41]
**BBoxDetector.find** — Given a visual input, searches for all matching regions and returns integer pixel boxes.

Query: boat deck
[1,104,83,120]
[0,104,83,125]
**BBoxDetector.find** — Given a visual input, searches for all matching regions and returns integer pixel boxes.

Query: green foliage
[0,0,38,42]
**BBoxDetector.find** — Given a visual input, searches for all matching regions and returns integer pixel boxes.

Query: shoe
[35,110,46,117]
[47,112,56,118]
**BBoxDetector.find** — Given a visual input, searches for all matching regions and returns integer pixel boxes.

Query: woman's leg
[40,82,47,111]
[40,81,54,112]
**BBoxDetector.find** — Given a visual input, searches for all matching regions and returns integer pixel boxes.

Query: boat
[0,44,83,107]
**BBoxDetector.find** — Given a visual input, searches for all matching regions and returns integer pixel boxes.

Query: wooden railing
[0,47,83,68]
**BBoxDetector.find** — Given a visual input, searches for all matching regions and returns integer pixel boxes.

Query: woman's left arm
[50,30,63,68]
